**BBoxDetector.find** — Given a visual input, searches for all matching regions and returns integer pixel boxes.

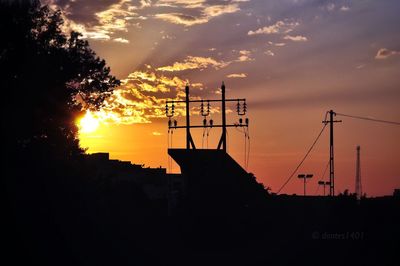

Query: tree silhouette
[1,0,119,161]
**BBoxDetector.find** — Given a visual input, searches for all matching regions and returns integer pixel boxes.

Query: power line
[276,122,327,194]
[276,110,398,194]
[234,126,250,169]
[336,113,400,126]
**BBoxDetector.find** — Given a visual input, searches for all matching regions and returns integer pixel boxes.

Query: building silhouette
[84,153,184,208]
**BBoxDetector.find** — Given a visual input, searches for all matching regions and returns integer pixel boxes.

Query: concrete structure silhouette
[166,83,267,210]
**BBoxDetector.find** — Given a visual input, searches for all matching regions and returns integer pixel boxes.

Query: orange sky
[54,0,400,196]
[79,102,400,197]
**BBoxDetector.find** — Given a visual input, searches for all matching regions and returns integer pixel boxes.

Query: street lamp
[318,181,331,196]
[298,174,313,196]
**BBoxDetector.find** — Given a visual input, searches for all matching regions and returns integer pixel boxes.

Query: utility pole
[185,84,196,149]
[323,110,342,196]
[355,145,362,199]
[217,82,227,152]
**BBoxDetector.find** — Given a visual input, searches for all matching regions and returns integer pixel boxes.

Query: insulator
[174,120,177,128]
[203,118,207,127]
[168,118,172,128]
[209,119,213,128]
[245,118,249,125]
[201,100,209,116]
[239,118,243,124]
[237,100,246,116]
[207,100,210,113]
[166,103,174,117]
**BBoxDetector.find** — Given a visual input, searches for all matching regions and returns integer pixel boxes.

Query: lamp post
[298,174,313,196]
[318,181,331,196]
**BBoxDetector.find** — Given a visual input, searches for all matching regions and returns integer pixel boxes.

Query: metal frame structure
[165,82,248,152]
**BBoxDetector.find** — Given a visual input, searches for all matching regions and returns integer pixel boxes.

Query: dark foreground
[4,171,399,266]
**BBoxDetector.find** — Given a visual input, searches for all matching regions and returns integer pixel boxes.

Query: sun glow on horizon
[78,111,100,134]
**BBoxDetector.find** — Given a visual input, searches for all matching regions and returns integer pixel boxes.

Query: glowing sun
[78,111,99,133]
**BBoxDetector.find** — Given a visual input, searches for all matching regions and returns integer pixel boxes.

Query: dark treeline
[1,1,153,264]
[2,1,399,265]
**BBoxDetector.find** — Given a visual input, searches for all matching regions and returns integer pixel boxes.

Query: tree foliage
[0,0,119,160]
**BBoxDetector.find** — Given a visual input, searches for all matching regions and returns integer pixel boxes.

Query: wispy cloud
[375,48,400,60]
[156,49,253,73]
[268,41,286,47]
[248,20,299,35]
[283,35,308,42]
[94,1,135,32]
[264,50,275,56]
[322,3,350,12]
[93,68,204,124]
[203,4,240,17]
[340,6,350,12]
[236,50,253,62]
[157,56,229,71]
[227,73,247,78]
[113,37,130,43]
[154,13,208,26]
[326,3,335,12]
[156,0,207,9]
[154,2,240,26]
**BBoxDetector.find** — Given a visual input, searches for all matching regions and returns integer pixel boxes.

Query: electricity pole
[323,110,342,196]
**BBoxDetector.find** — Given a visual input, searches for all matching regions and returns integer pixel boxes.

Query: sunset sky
[49,0,400,196]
